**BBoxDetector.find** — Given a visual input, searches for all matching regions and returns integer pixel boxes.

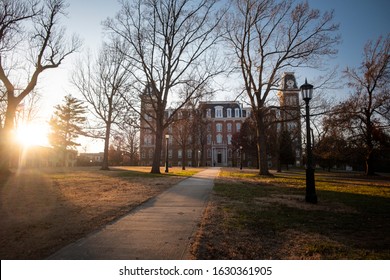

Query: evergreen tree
[49,95,86,166]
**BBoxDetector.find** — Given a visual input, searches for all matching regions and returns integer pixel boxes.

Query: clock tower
[277,72,302,166]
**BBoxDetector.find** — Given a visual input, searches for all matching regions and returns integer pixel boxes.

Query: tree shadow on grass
[193,181,390,259]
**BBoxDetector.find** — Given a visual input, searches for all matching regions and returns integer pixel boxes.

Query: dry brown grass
[191,168,390,260]
[0,166,189,259]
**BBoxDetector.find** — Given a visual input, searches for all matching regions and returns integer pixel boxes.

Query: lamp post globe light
[300,79,317,204]
[240,146,243,170]
[165,134,169,173]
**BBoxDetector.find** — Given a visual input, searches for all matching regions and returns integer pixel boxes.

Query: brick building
[277,72,303,166]
[139,72,302,168]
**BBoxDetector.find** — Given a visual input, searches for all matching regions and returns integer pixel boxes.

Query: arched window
[216,134,223,144]
[215,106,223,118]
[227,123,232,132]
[235,108,240,117]
[227,108,232,118]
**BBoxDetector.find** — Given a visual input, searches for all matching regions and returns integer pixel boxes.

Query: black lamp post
[300,79,317,203]
[240,146,243,170]
[165,134,169,173]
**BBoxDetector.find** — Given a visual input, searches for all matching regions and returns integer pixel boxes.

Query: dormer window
[215,106,223,118]
[235,108,240,117]
[227,108,232,118]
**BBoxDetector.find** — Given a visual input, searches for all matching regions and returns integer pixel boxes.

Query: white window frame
[227,123,232,132]
[235,108,240,118]
[215,106,223,118]
[216,123,222,132]
[236,122,241,132]
[227,108,232,118]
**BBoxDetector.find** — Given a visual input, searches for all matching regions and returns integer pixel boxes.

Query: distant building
[200,101,249,167]
[15,146,77,168]
[77,152,104,166]
[139,72,302,168]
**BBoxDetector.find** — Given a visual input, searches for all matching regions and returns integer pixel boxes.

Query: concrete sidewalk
[48,167,220,260]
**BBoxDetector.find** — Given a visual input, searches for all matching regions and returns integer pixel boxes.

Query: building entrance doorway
[217,153,222,164]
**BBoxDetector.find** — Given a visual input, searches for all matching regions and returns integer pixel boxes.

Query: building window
[142,151,146,158]
[216,123,222,132]
[207,124,211,132]
[227,134,232,145]
[149,149,153,159]
[235,108,240,117]
[215,106,223,118]
[168,149,172,158]
[187,149,192,159]
[144,135,152,145]
[207,149,211,158]
[216,134,222,144]
[206,109,211,118]
[227,123,232,132]
[207,134,211,145]
[236,122,241,132]
[178,149,182,158]
[227,108,232,118]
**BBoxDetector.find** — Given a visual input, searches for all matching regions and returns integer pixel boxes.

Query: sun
[15,122,50,148]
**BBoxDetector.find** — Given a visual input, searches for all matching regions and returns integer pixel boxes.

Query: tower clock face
[286,79,294,88]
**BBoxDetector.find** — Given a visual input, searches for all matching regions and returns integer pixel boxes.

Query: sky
[21,0,390,152]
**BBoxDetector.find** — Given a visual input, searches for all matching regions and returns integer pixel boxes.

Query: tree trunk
[0,96,18,174]
[256,111,271,176]
[365,151,375,176]
[151,124,163,174]
[101,122,111,170]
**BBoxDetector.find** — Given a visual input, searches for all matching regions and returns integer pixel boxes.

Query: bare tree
[225,0,340,175]
[0,0,81,173]
[104,0,226,173]
[72,41,132,170]
[172,109,193,170]
[116,111,140,166]
[327,35,390,175]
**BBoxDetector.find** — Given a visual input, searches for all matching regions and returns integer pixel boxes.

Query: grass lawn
[192,168,390,259]
[0,166,202,259]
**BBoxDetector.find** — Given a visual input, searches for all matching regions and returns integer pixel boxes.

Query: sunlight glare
[15,122,50,148]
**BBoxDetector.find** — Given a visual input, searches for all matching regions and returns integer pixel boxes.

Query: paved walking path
[48,167,220,260]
